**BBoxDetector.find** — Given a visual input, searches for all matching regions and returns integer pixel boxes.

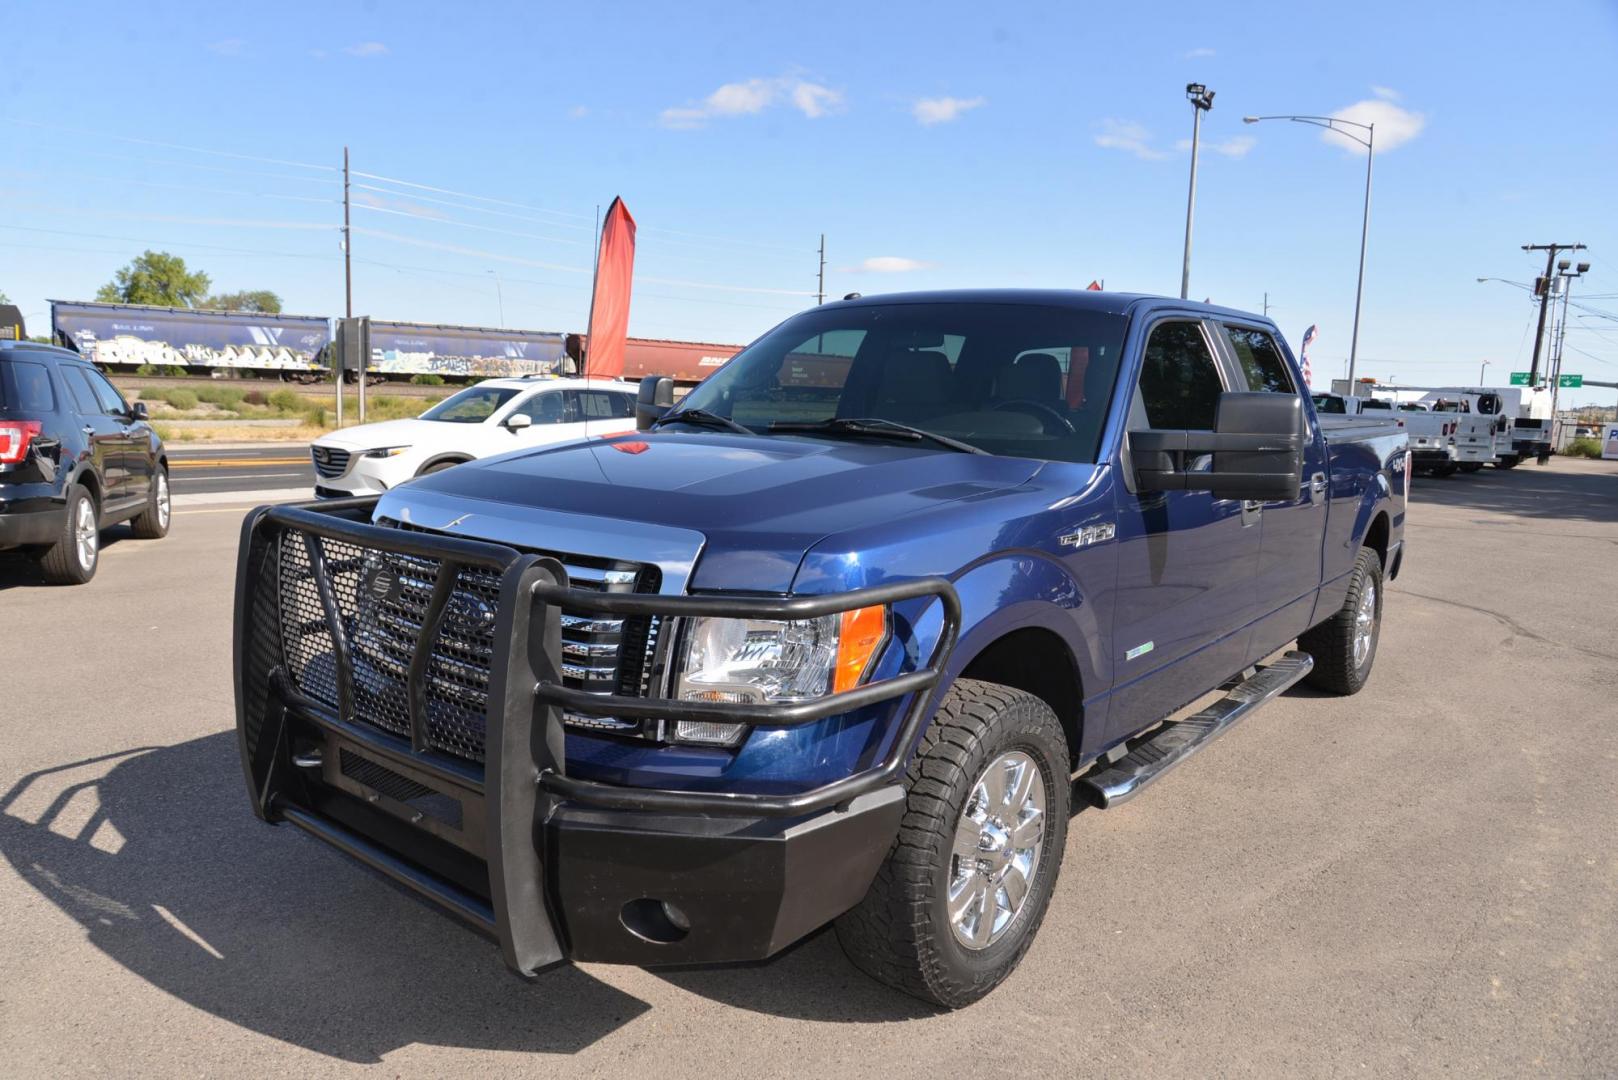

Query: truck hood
[375,431,1043,592]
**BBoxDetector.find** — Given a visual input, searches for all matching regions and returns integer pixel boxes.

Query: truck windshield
[674,302,1128,463]
[419,385,519,423]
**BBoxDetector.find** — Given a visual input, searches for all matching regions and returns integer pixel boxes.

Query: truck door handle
[82,426,96,437]
[1306,472,1326,493]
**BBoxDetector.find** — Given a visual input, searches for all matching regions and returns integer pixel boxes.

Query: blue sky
[5,0,1618,404]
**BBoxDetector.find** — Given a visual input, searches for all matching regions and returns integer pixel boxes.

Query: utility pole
[1180,83,1215,300]
[1523,242,1584,386]
[817,234,826,305]
[338,147,352,428]
[1262,292,1269,317]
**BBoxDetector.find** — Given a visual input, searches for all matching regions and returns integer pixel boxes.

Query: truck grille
[276,523,661,765]
[311,446,352,479]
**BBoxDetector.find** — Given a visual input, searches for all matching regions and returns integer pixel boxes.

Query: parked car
[308,377,638,497]
[0,340,170,584]
[232,290,1407,1007]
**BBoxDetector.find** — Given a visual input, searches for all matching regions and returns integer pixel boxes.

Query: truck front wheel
[1298,546,1383,695]
[834,679,1069,1008]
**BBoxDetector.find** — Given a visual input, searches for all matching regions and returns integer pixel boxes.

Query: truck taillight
[0,421,42,464]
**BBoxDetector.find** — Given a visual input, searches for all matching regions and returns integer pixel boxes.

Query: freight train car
[368,321,567,380]
[564,334,742,385]
[51,300,331,378]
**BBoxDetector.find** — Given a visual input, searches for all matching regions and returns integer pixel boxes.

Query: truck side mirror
[636,375,675,431]
[130,401,149,421]
[1130,392,1304,502]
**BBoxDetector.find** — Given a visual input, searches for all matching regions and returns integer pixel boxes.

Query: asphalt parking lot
[1,457,1615,1077]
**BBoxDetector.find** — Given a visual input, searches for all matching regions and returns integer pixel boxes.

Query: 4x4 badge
[1059,522,1116,549]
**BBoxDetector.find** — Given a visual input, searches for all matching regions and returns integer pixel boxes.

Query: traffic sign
[1558,374,1582,388]
[1509,372,1531,385]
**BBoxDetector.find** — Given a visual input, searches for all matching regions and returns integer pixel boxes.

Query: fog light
[672,719,748,747]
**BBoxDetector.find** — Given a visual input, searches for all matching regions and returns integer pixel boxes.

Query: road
[167,444,314,497]
[1,458,1615,1077]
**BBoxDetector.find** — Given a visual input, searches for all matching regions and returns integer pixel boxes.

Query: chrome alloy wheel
[75,498,98,571]
[948,750,1046,950]
[1353,579,1378,668]
[155,471,171,530]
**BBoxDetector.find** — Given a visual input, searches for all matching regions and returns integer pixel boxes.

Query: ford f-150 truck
[233,291,1407,1007]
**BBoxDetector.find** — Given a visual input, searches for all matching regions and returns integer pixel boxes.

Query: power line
[28,147,338,186]
[6,118,335,172]
[351,169,591,221]
[0,223,332,259]
[9,203,335,232]
[350,201,590,247]
[19,170,336,206]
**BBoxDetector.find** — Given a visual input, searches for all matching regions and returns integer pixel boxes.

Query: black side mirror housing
[1130,392,1304,502]
[130,401,149,421]
[636,375,675,431]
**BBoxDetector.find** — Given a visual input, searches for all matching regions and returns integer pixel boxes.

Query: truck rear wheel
[1493,455,1519,470]
[834,679,1069,1008]
[1298,547,1383,695]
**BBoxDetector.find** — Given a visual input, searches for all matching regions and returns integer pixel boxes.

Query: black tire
[834,679,1069,1008]
[1458,462,1484,473]
[37,485,100,585]
[129,467,171,539]
[1493,455,1519,470]
[1298,547,1383,695]
[1437,463,1458,477]
[417,459,466,476]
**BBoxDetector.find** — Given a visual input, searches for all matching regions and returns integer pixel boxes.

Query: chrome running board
[1079,650,1313,808]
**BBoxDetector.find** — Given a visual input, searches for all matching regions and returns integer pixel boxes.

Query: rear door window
[1135,320,1225,430]
[577,390,632,420]
[512,390,571,425]
[1223,326,1295,394]
[84,368,131,415]
[1,360,58,412]
[62,368,103,415]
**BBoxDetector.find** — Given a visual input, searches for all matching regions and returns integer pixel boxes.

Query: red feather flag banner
[583,196,637,379]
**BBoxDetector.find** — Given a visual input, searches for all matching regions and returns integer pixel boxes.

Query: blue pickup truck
[233,290,1407,1007]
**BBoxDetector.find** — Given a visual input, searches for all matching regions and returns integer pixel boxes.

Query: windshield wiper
[768,417,988,455]
[652,408,755,435]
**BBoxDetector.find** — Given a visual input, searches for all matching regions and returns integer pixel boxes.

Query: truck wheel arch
[954,626,1085,770]
[1361,511,1390,571]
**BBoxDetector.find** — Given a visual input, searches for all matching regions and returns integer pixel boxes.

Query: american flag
[1299,325,1318,388]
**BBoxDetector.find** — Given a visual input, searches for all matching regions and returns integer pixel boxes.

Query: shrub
[162,389,198,411]
[410,373,445,386]
[1565,438,1603,459]
[266,388,304,413]
[162,365,188,377]
[242,390,268,407]
[135,364,158,376]
[308,406,328,427]
[195,386,245,411]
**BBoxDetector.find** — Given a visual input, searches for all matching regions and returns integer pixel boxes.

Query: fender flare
[414,452,474,476]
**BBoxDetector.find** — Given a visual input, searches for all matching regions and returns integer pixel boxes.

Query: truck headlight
[362,445,410,458]
[671,605,889,745]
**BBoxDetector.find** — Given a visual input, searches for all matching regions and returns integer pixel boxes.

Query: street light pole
[1243,113,1376,384]
[1479,360,1490,386]
[1180,83,1215,300]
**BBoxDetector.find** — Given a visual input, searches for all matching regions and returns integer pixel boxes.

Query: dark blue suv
[0,341,170,583]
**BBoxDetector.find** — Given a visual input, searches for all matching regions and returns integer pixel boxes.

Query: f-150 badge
[1059,522,1116,549]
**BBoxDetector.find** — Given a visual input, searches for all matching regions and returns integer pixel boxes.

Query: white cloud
[841,256,934,273]
[1095,119,1169,160]
[660,76,843,129]
[1324,96,1425,153]
[1174,134,1257,158]
[912,96,985,126]
[1184,47,1216,58]
[1371,85,1401,101]
[343,41,388,58]
[207,38,245,56]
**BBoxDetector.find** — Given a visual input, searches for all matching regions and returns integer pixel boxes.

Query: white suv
[311,377,638,497]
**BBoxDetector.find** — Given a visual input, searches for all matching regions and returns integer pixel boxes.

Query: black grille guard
[236,495,960,818]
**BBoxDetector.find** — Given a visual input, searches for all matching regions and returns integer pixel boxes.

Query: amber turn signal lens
[833,604,889,694]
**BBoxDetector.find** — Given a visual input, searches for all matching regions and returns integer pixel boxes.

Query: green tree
[0,290,10,304]
[206,289,283,313]
[96,251,211,307]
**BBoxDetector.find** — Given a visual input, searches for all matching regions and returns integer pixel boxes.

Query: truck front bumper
[234,498,955,973]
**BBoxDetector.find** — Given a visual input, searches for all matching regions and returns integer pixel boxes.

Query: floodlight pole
[1180,84,1214,300]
